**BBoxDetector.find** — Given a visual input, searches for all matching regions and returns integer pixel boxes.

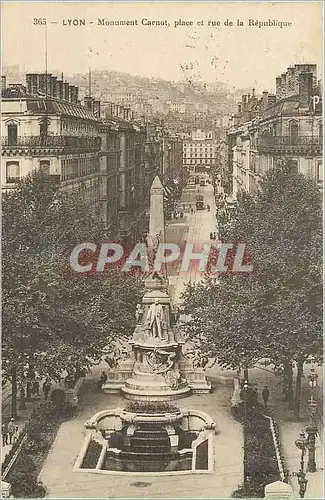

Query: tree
[2,171,142,414]
[183,160,322,417]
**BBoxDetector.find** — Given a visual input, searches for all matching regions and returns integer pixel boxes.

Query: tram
[196,194,204,210]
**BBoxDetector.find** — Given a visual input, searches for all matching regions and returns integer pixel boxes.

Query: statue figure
[146,298,165,339]
[135,303,144,324]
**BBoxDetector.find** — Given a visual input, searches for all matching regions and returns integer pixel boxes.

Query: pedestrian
[32,376,40,397]
[191,208,194,214]
[8,418,15,444]
[209,231,213,240]
[43,379,51,400]
[180,212,183,219]
[2,421,8,446]
[207,204,210,212]
[213,232,216,240]
[189,204,191,210]
[13,425,19,443]
[262,386,270,407]
[98,371,108,390]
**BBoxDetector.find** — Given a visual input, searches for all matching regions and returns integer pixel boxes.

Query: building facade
[225,64,323,199]
[1,75,103,220]
[182,129,219,174]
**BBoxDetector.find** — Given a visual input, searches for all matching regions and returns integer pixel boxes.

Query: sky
[1,2,323,93]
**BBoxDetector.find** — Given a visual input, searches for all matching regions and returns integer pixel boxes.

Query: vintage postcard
[1,1,323,499]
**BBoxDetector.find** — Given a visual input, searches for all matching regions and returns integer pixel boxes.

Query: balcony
[258,136,322,154]
[1,135,102,151]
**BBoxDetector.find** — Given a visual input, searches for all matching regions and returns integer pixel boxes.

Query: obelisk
[148,175,165,248]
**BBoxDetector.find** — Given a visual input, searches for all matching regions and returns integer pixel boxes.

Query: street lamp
[306,367,318,473]
[242,380,249,496]
[295,431,309,498]
[306,398,318,473]
[308,367,318,390]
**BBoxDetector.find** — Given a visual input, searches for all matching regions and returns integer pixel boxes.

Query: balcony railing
[2,135,102,150]
[258,136,322,149]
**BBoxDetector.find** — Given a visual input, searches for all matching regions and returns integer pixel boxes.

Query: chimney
[68,85,74,103]
[56,80,63,99]
[93,100,101,117]
[69,85,78,104]
[276,76,282,99]
[39,73,52,95]
[1,75,6,90]
[63,82,69,101]
[262,91,269,111]
[299,72,313,108]
[84,96,94,112]
[252,88,255,98]
[281,73,287,99]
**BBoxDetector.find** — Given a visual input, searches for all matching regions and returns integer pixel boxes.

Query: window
[39,117,49,136]
[6,161,20,183]
[39,160,50,175]
[7,123,18,146]
[290,160,298,173]
[289,120,298,142]
[317,162,323,183]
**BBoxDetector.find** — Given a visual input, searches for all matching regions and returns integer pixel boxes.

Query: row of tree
[182,160,323,418]
[2,172,142,416]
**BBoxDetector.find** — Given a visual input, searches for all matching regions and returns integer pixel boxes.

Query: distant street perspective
[1,2,323,499]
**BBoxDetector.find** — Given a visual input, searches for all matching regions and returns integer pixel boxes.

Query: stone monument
[103,175,210,397]
[78,175,214,474]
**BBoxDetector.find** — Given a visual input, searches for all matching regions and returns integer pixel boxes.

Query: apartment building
[1,74,102,219]
[182,129,219,174]
[226,64,323,198]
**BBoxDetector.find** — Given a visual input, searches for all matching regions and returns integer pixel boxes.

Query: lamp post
[295,431,309,498]
[306,367,318,472]
[242,380,249,496]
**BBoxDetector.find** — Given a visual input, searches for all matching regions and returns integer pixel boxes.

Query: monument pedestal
[121,288,191,401]
[102,361,134,394]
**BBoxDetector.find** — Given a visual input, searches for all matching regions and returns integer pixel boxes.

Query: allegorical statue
[146,298,165,339]
[135,303,144,324]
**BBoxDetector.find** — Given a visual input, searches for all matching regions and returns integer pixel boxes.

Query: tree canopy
[2,171,142,392]
[183,160,323,377]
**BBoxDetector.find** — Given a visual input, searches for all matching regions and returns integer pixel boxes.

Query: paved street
[168,181,217,304]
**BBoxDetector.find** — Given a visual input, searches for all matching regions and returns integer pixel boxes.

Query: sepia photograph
[1,1,323,498]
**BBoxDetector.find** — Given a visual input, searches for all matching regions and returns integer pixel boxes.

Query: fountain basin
[75,406,216,475]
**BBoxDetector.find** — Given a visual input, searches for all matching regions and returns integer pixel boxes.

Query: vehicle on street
[196,194,204,210]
